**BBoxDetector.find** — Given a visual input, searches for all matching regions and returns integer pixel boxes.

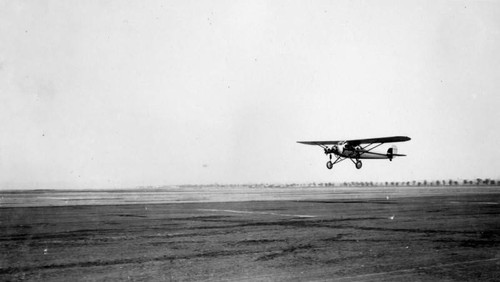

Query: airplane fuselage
[337,149,389,159]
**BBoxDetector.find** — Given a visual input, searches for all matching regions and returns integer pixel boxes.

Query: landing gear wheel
[326,161,333,170]
[355,160,362,169]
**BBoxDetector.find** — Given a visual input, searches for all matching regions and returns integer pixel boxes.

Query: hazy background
[1,0,500,189]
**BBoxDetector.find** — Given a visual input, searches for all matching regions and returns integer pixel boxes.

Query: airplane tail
[387,145,405,161]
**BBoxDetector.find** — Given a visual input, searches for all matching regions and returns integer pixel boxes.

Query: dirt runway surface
[1,188,500,281]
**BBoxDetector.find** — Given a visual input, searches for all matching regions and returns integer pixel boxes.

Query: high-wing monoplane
[297,136,411,170]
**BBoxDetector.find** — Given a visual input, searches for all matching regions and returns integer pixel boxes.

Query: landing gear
[326,161,333,169]
[355,160,362,169]
[325,154,344,170]
[326,153,334,169]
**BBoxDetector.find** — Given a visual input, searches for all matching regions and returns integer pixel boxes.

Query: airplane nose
[337,144,345,154]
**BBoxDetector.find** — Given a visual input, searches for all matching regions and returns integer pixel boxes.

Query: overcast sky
[1,0,500,189]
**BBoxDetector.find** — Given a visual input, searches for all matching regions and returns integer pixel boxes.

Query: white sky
[1,0,500,189]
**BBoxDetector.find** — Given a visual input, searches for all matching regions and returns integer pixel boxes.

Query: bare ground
[1,189,500,281]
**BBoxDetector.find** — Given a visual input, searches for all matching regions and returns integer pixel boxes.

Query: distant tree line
[296,178,499,188]
[174,178,499,189]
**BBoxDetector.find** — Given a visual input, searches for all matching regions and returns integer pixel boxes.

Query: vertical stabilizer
[387,145,398,161]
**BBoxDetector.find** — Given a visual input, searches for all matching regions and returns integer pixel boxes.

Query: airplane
[297,136,411,170]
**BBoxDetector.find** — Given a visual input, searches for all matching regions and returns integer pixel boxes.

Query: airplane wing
[296,141,342,145]
[297,136,410,146]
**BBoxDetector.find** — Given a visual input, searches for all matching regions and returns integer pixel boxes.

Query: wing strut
[359,142,384,156]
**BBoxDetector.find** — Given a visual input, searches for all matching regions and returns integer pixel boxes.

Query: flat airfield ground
[1,187,500,281]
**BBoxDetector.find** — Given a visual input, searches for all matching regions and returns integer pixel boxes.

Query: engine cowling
[336,142,346,154]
